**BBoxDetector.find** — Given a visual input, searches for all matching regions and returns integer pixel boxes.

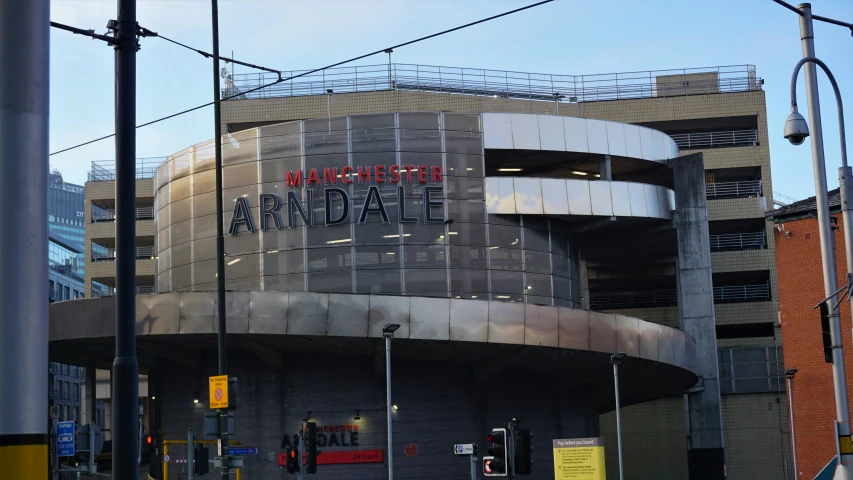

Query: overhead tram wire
[49,0,553,157]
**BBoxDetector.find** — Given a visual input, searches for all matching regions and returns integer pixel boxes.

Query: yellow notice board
[552,437,606,480]
[209,375,229,409]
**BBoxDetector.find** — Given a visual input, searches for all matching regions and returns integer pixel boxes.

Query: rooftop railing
[672,129,759,149]
[92,285,155,297]
[91,207,155,222]
[706,180,763,199]
[88,158,166,182]
[91,246,155,261]
[709,232,766,251]
[229,63,761,103]
[714,282,771,303]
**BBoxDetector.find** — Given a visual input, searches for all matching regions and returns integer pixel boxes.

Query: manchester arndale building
[50,63,788,480]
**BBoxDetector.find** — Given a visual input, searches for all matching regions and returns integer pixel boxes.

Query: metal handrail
[709,232,766,251]
[91,285,155,297]
[713,282,771,303]
[87,157,166,182]
[92,207,155,222]
[91,246,155,261]
[229,63,761,103]
[672,129,759,149]
[706,180,763,199]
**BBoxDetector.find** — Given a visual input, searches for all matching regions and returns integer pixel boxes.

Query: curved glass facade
[154,112,580,307]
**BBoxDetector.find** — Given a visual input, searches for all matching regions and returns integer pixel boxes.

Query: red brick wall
[776,215,853,478]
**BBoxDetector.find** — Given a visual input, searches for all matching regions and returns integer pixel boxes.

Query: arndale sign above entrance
[228,164,445,235]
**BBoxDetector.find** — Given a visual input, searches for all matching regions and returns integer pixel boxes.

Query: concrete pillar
[670,153,725,479]
[83,366,97,425]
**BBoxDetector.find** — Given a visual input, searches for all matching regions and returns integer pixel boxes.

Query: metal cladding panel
[510,114,541,150]
[328,293,369,337]
[625,124,643,159]
[589,181,613,217]
[563,117,589,153]
[638,320,660,361]
[658,325,675,364]
[179,291,215,334]
[558,307,589,350]
[654,130,670,160]
[135,295,151,335]
[615,315,640,357]
[222,292,250,334]
[488,301,525,344]
[585,119,609,155]
[538,115,566,151]
[673,331,687,369]
[644,184,662,218]
[513,177,544,214]
[627,183,648,217]
[287,292,329,336]
[639,127,656,161]
[485,177,516,214]
[588,312,617,353]
[605,121,627,157]
[248,291,288,334]
[524,304,559,347]
[566,179,592,215]
[610,182,632,217]
[410,297,450,340]
[449,298,489,342]
[149,292,181,335]
[541,178,570,215]
[658,186,673,219]
[482,113,514,149]
[368,295,411,338]
[668,137,680,159]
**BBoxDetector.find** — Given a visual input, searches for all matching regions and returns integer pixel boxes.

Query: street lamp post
[785,369,799,478]
[611,352,626,480]
[383,323,401,480]
[783,5,852,472]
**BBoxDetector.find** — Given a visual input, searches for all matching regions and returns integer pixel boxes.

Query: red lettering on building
[431,166,443,183]
[389,165,401,183]
[341,166,353,184]
[306,168,321,186]
[375,165,385,183]
[417,166,428,183]
[286,170,302,187]
[323,167,338,185]
[403,165,415,182]
[357,166,371,183]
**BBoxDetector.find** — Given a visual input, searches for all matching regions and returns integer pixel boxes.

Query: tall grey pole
[188,428,195,480]
[211,0,230,476]
[112,0,140,478]
[386,336,394,480]
[798,5,853,477]
[786,377,799,478]
[0,1,50,478]
[613,363,624,480]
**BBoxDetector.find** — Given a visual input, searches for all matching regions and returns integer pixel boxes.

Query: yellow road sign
[552,437,605,480]
[209,375,229,409]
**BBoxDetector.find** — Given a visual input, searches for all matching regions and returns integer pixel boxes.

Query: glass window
[446,199,487,224]
[718,347,784,394]
[355,270,402,294]
[552,254,571,278]
[262,250,306,276]
[489,248,522,271]
[356,246,401,270]
[351,129,395,153]
[444,131,482,155]
[399,130,442,153]
[489,224,521,248]
[403,245,446,269]
[304,130,348,156]
[553,276,572,300]
[449,246,488,270]
[404,269,447,294]
[490,271,523,295]
[307,247,352,272]
[523,227,550,253]
[443,114,482,133]
[307,271,353,293]
[446,176,484,200]
[525,273,553,297]
[263,273,306,292]
[448,223,487,247]
[450,269,489,294]
[524,251,552,275]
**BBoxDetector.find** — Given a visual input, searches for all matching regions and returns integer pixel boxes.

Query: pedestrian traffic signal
[305,422,318,474]
[514,428,532,474]
[485,428,508,476]
[194,445,209,475]
[286,447,300,473]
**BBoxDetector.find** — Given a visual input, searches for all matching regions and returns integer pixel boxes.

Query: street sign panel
[552,437,606,480]
[209,375,229,409]
[454,443,475,455]
[56,421,75,457]
[228,447,258,456]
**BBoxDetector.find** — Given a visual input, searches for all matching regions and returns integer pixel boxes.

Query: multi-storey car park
[50,63,789,480]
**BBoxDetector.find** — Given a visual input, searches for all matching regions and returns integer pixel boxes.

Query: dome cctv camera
[783,110,810,146]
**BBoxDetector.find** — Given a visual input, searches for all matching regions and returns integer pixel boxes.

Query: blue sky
[49,0,851,201]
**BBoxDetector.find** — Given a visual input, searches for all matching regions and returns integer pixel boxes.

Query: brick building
[769,188,852,478]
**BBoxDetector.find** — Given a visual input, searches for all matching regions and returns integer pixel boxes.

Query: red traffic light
[290,449,297,459]
[487,434,495,443]
[144,435,153,445]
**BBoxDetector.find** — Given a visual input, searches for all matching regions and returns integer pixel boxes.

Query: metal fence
[714,282,771,303]
[91,246,155,261]
[591,282,771,309]
[92,207,155,222]
[91,285,154,297]
[88,158,165,182]
[706,180,763,199]
[229,63,761,103]
[709,232,766,251]
[671,129,759,149]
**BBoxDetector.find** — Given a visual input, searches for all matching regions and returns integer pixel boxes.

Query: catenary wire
[49,0,553,156]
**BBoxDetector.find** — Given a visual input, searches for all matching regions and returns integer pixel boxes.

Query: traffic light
[286,447,300,473]
[484,428,508,476]
[194,445,209,475]
[514,428,532,474]
[305,422,318,474]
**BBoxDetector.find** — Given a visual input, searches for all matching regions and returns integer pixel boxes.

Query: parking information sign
[454,444,474,455]
[56,421,75,457]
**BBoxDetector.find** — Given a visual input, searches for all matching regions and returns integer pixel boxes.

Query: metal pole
[798,5,853,477]
[211,0,229,477]
[0,1,49,478]
[112,0,140,478]
[298,425,305,480]
[470,448,477,480]
[386,335,394,480]
[188,428,195,480]
[786,377,799,478]
[613,362,624,480]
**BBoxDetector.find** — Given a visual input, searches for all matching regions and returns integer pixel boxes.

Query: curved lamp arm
[790,56,848,167]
